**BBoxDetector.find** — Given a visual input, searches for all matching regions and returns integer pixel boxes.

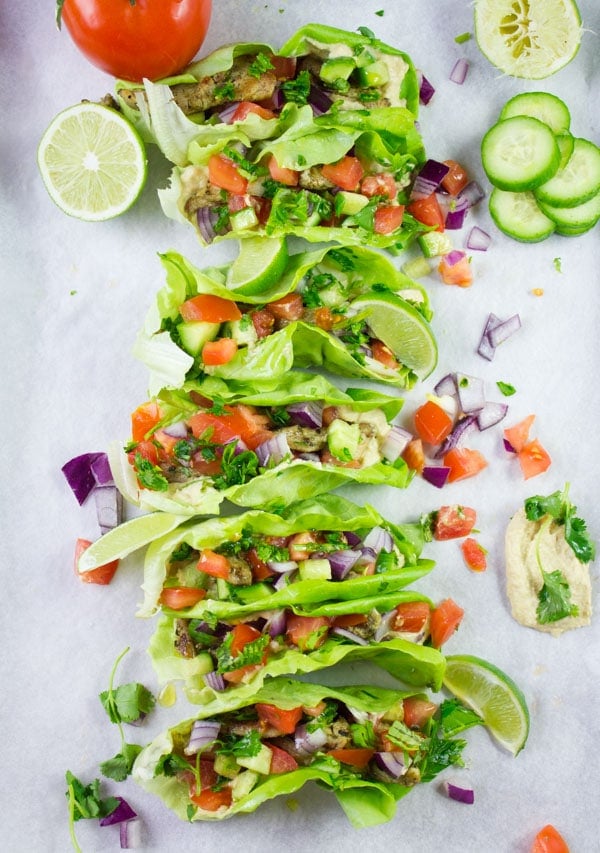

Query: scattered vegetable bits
[460,537,487,572]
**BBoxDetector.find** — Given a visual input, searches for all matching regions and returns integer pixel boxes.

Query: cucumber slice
[177,320,220,356]
[489,189,555,242]
[499,92,571,135]
[555,220,598,237]
[481,116,561,191]
[536,190,600,229]
[534,138,600,208]
[556,132,575,170]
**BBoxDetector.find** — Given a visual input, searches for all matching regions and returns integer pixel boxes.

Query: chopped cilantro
[439,698,483,736]
[375,9,385,16]
[497,380,516,397]
[524,484,595,563]
[255,540,290,562]
[170,541,193,562]
[212,443,259,490]
[100,743,142,782]
[155,752,192,778]
[418,717,467,783]
[215,631,269,673]
[248,52,275,78]
[357,25,376,39]
[553,257,562,273]
[537,569,579,624]
[65,771,119,822]
[223,145,261,178]
[213,81,236,101]
[133,452,169,491]
[281,69,311,104]
[350,720,376,748]
[217,729,263,757]
[305,701,338,732]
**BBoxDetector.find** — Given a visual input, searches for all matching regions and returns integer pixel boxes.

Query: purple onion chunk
[204,671,226,691]
[458,180,485,208]
[443,780,475,804]
[455,373,485,414]
[410,159,450,200]
[434,414,477,459]
[287,400,323,429]
[308,83,333,115]
[256,432,291,468]
[90,453,114,487]
[94,485,123,534]
[120,816,142,849]
[476,401,508,431]
[329,549,361,580]
[99,797,137,827]
[488,314,521,347]
[418,72,435,105]
[343,531,362,547]
[331,627,369,645]
[449,58,469,84]
[62,452,105,505]
[444,197,470,230]
[381,425,412,462]
[422,466,450,488]
[217,101,241,123]
[465,225,492,251]
[362,526,393,555]
[373,751,406,779]
[477,313,501,361]
[185,719,221,755]
[197,206,230,244]
[295,723,328,755]
[433,373,457,398]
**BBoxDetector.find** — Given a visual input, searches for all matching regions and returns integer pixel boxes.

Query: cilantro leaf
[215,631,269,673]
[217,729,263,757]
[281,69,311,104]
[100,743,142,782]
[350,720,376,748]
[439,698,483,736]
[133,452,169,492]
[248,52,275,78]
[154,752,192,778]
[496,381,516,397]
[99,647,155,725]
[525,485,595,563]
[212,444,259,490]
[537,569,579,624]
[65,771,119,822]
[305,701,338,733]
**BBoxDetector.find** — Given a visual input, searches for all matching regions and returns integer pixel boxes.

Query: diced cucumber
[354,46,377,68]
[556,132,575,170]
[418,231,454,258]
[230,206,259,231]
[231,770,259,801]
[536,190,600,229]
[237,743,272,775]
[335,191,369,216]
[298,558,332,581]
[327,419,361,462]
[319,56,356,83]
[481,116,561,191]
[225,316,258,347]
[357,60,390,88]
[214,752,239,779]
[499,92,571,136]
[216,578,230,599]
[534,138,600,208]
[401,257,433,279]
[177,321,220,356]
[489,189,555,243]
[229,582,274,605]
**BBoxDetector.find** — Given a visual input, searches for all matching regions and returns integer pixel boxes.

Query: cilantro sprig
[65,772,119,853]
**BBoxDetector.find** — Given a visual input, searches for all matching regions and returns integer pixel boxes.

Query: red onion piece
[422,466,450,488]
[374,609,397,642]
[90,453,114,487]
[434,414,478,459]
[93,485,123,534]
[331,627,369,645]
[294,723,328,755]
[449,58,469,84]
[476,401,508,430]
[265,609,287,637]
[197,207,228,244]
[62,452,105,505]
[120,816,142,849]
[443,780,475,804]
[418,72,435,105]
[455,373,485,413]
[185,719,221,754]
[256,432,291,467]
[410,160,450,200]
[267,560,298,574]
[343,531,362,547]
[504,437,517,453]
[163,420,188,439]
[309,83,333,115]
[443,249,467,267]
[433,373,457,397]
[217,101,241,123]
[381,425,412,462]
[362,526,393,554]
[355,546,377,567]
[477,313,501,361]
[488,314,521,347]
[373,751,406,778]
[444,196,470,230]
[329,549,361,580]
[273,572,291,591]
[204,671,226,691]
[287,401,323,429]
[296,451,320,463]
[465,225,491,251]
[99,797,137,826]
[458,180,485,208]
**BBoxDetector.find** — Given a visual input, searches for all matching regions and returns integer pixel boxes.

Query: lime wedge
[443,654,530,756]
[37,102,147,221]
[350,290,438,379]
[225,236,289,295]
[474,0,582,79]
[78,512,189,572]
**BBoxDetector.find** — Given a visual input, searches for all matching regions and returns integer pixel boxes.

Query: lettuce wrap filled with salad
[134,244,435,395]
[132,677,469,827]
[109,372,414,517]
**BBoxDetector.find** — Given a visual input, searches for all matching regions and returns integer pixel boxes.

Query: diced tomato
[393,600,431,633]
[443,447,487,482]
[180,294,242,324]
[130,439,159,466]
[441,160,469,196]
[152,429,181,462]
[402,438,425,474]
[251,308,276,339]
[228,193,251,213]
[327,748,374,769]
[287,531,318,561]
[371,339,400,369]
[373,204,405,235]
[302,701,327,717]
[197,549,230,580]
[231,101,276,122]
[432,505,477,540]
[438,253,473,287]
[285,615,330,651]
[74,538,119,585]
[208,153,248,194]
[518,439,551,480]
[402,697,437,729]
[267,154,300,186]
[407,193,445,231]
[190,404,272,451]
[131,401,161,442]
[201,338,238,366]
[314,306,335,331]
[268,293,304,321]
[250,195,272,225]
[360,173,397,199]
[190,455,223,476]
[267,743,299,774]
[269,55,297,80]
[247,547,276,580]
[256,703,303,735]
[321,156,365,192]
[531,824,570,853]
[331,613,368,628]
[190,786,232,811]
[504,414,536,453]
[320,449,361,468]
[222,623,268,684]
[460,537,487,572]
[414,400,453,445]
[158,587,207,609]
[430,598,464,648]
[321,406,339,427]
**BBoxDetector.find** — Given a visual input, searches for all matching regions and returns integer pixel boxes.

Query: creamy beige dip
[505,507,592,636]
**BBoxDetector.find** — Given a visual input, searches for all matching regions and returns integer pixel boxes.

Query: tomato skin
[197,549,230,580]
[531,824,570,853]
[61,0,212,82]
[321,156,365,191]
[504,414,536,453]
[268,293,304,321]
[393,600,431,633]
[438,254,473,287]
[361,173,397,199]
[268,155,300,186]
[256,703,303,735]
[430,598,464,647]
[285,615,330,651]
[441,160,469,195]
[460,537,487,572]
[180,294,241,324]
[373,204,405,234]
[443,447,487,482]
[232,102,276,122]
[407,193,445,231]
[159,587,206,610]
[202,338,238,366]
[74,538,119,584]
[131,401,161,443]
[222,623,267,684]
[402,697,437,729]
[267,743,299,774]
[433,505,477,540]
[518,439,551,479]
[208,154,248,194]
[371,339,400,369]
[327,748,374,769]
[414,400,453,445]
[190,786,232,812]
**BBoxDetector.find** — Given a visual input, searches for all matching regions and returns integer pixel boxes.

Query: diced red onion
[256,432,291,467]
[270,86,286,110]
[504,437,517,454]
[287,401,323,429]
[362,526,393,554]
[434,414,477,459]
[443,780,475,804]
[381,425,413,462]
[297,452,320,463]
[204,671,226,691]
[418,72,435,105]
[93,485,123,534]
[163,420,188,438]
[265,609,287,637]
[410,160,450,200]
[488,314,521,347]
[224,436,249,455]
[374,609,396,642]
[217,101,241,123]
[477,313,501,361]
[99,797,137,826]
[62,452,105,505]
[267,560,298,574]
[294,723,328,755]
[90,453,114,487]
[329,549,361,580]
[458,180,485,208]
[433,373,457,397]
[331,627,369,645]
[273,572,292,591]
[309,83,333,116]
[185,719,221,754]
[373,751,406,778]
[422,466,450,488]
[476,401,508,430]
[120,817,142,849]
[443,249,467,268]
[465,225,491,251]
[449,58,469,84]
[343,531,362,547]
[355,546,377,567]
[197,207,225,244]
[455,373,485,413]
[444,196,470,230]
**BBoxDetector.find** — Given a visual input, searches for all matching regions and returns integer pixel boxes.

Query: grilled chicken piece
[227,554,253,586]
[282,426,328,453]
[180,167,224,217]
[299,167,335,192]
[174,619,197,659]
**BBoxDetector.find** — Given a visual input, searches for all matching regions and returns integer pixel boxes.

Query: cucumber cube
[236,743,273,775]
[357,60,390,87]
[231,770,259,800]
[319,57,356,83]
[177,321,220,356]
[298,558,332,581]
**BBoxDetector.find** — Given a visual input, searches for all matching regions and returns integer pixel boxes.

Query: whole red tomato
[59,0,212,82]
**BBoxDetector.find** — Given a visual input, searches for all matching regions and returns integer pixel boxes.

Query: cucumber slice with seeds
[481,116,560,191]
[534,138,600,208]
[489,189,555,242]
[499,92,571,135]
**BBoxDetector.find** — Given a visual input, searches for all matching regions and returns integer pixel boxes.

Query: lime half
[225,236,289,295]
[443,654,530,756]
[78,512,188,572]
[38,102,147,221]
[474,0,582,79]
[351,290,438,379]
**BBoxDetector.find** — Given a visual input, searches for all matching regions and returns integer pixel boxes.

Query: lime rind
[225,236,289,295]
[443,654,530,756]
